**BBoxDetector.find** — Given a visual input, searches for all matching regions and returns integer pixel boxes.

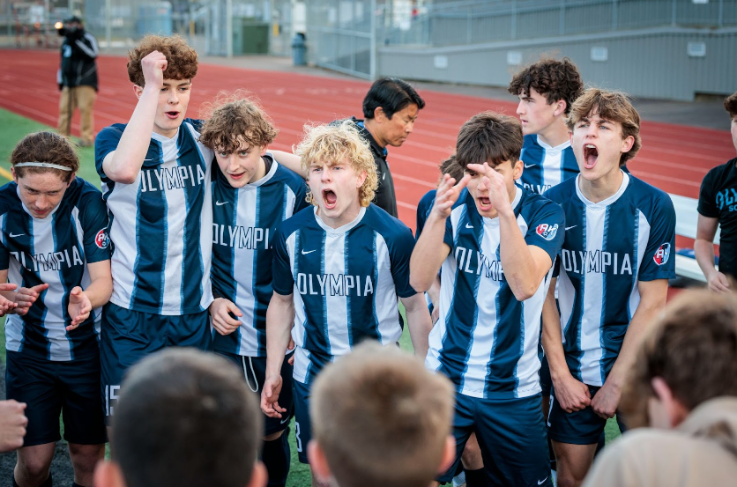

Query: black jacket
[58,29,99,91]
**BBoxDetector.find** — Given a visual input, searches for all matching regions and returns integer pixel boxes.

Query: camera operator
[57,15,98,147]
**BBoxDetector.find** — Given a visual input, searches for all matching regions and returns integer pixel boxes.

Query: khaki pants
[58,86,96,144]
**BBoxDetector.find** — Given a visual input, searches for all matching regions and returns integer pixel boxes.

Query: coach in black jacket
[57,16,98,146]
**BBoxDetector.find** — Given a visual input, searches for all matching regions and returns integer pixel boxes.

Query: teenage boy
[276,77,425,217]
[309,341,456,487]
[508,58,584,195]
[260,123,432,482]
[1,131,112,487]
[94,35,214,418]
[410,112,565,486]
[542,88,675,487]
[199,96,309,487]
[696,91,737,291]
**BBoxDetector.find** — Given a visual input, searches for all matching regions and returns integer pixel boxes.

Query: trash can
[291,33,306,66]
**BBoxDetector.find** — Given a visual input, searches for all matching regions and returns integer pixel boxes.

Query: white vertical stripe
[373,233,402,345]
[324,233,349,355]
[72,207,101,329]
[543,150,563,189]
[627,210,651,318]
[580,206,606,385]
[107,173,141,309]
[234,189,258,355]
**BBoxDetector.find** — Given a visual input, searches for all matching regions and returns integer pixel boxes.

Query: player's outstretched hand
[707,270,731,294]
[552,374,591,413]
[210,298,243,336]
[141,50,167,90]
[432,173,471,219]
[0,400,27,453]
[261,375,285,419]
[591,381,620,419]
[14,283,49,316]
[0,283,18,316]
[67,286,91,330]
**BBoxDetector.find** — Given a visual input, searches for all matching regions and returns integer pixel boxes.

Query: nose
[168,89,179,104]
[321,167,332,182]
[516,99,525,115]
[35,194,49,210]
[227,155,239,172]
[405,120,414,134]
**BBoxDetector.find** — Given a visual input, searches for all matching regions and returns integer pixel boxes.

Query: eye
[218,152,229,158]
[577,121,589,128]
[238,151,249,157]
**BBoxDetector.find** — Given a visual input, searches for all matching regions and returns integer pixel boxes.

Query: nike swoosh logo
[538,477,549,485]
[9,233,24,238]
[565,225,577,231]
[280,416,290,424]
[301,249,317,255]
[465,223,473,229]
[524,164,535,168]
[215,201,228,206]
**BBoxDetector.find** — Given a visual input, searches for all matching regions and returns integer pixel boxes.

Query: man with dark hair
[93,348,267,487]
[276,77,425,217]
[695,91,737,291]
[582,289,737,487]
[411,112,564,486]
[57,15,98,147]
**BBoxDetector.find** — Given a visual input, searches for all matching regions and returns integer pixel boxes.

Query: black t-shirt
[334,118,398,218]
[698,157,737,278]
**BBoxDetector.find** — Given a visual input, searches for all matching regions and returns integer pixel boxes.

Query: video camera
[55,15,82,38]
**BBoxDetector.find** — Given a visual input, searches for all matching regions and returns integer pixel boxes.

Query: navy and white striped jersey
[272,204,417,385]
[544,173,676,386]
[211,155,309,357]
[416,189,435,237]
[519,135,578,195]
[0,178,110,361]
[426,186,565,399]
[95,119,214,315]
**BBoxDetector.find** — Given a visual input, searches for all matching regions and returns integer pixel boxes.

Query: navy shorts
[217,350,295,436]
[293,379,313,464]
[548,385,627,445]
[100,302,211,419]
[5,350,107,446]
[439,392,552,487]
[539,355,552,396]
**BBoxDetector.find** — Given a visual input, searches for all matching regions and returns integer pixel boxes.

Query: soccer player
[198,95,309,487]
[1,131,112,487]
[410,112,565,486]
[309,341,456,487]
[276,77,425,217]
[695,90,737,291]
[94,348,267,487]
[94,35,214,418]
[260,123,432,483]
[542,88,675,487]
[508,58,584,195]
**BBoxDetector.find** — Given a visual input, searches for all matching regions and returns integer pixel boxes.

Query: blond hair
[199,91,278,153]
[295,122,377,207]
[311,342,455,487]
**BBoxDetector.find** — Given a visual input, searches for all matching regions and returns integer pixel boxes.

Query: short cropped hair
[127,35,198,86]
[567,88,642,166]
[295,122,378,207]
[620,289,737,428]
[11,131,79,182]
[199,92,278,153]
[724,91,737,118]
[439,154,465,182]
[111,349,262,487]
[363,78,426,120]
[455,112,523,170]
[508,58,584,115]
[311,342,454,487]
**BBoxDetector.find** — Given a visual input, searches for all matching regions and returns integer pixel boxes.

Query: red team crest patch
[95,229,110,249]
[536,223,558,241]
[653,242,671,266]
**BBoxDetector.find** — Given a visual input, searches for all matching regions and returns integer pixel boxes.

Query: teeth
[585,144,596,149]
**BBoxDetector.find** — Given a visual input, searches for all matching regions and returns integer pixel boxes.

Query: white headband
[14,162,73,172]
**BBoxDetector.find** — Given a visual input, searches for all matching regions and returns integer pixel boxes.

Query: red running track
[1,49,733,235]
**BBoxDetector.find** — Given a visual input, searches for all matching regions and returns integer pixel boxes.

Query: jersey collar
[536,135,571,153]
[314,206,367,235]
[575,171,630,208]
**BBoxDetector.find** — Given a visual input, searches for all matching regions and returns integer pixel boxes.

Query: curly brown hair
[566,88,641,167]
[619,289,737,428]
[724,91,737,118]
[295,122,378,208]
[11,132,79,182]
[508,58,584,115]
[455,112,523,169]
[199,92,278,153]
[127,35,198,86]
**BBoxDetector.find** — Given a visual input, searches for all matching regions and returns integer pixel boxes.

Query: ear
[67,173,77,186]
[259,146,268,157]
[437,436,457,474]
[651,377,689,428]
[512,159,523,181]
[620,134,635,154]
[307,440,332,484]
[246,461,268,487]
[10,166,18,183]
[93,460,127,487]
[374,106,387,122]
[356,169,368,189]
[133,85,144,99]
[554,99,567,117]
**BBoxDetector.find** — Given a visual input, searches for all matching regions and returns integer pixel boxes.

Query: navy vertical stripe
[520,136,544,188]
[299,230,330,368]
[211,178,239,353]
[562,147,579,179]
[344,226,380,345]
[564,201,587,381]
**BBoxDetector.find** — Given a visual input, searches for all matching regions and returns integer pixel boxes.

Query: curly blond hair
[127,35,198,86]
[199,91,278,153]
[295,122,378,208]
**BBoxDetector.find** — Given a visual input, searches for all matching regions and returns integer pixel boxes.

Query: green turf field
[0,107,620,485]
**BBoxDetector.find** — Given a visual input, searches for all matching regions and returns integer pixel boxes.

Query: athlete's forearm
[498,212,543,300]
[270,150,306,179]
[83,260,113,309]
[410,213,449,292]
[265,292,295,378]
[103,87,160,183]
[541,281,571,382]
[402,294,432,360]
[694,238,718,278]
